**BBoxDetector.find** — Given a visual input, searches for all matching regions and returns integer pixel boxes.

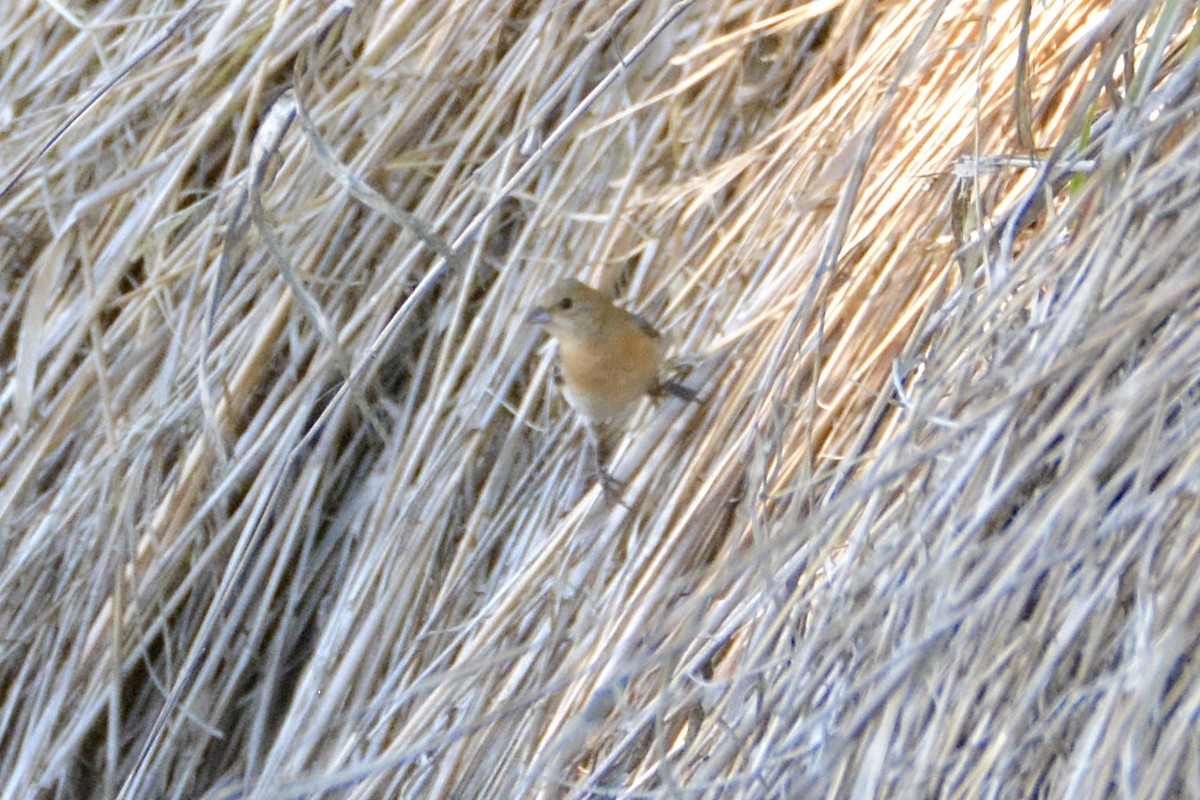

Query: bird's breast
[558,328,661,422]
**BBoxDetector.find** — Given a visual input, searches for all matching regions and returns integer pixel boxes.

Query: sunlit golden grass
[2,1,1199,798]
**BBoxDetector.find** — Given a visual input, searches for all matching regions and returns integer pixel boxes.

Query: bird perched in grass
[528,278,697,498]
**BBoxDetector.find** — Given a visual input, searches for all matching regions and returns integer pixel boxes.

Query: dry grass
[3,0,1199,797]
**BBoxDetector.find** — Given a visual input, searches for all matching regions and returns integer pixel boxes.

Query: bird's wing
[632,312,662,340]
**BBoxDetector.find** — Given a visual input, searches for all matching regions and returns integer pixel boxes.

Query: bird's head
[527,278,611,340]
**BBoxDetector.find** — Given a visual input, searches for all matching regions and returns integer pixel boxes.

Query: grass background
[3,0,1199,797]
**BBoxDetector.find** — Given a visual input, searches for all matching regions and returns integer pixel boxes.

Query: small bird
[528,278,696,498]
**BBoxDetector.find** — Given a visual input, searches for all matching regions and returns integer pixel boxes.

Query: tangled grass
[2,1,1199,797]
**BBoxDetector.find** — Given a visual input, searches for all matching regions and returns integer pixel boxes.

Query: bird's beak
[526,306,551,326]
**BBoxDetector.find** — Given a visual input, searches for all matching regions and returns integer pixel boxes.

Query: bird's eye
[558,297,573,311]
